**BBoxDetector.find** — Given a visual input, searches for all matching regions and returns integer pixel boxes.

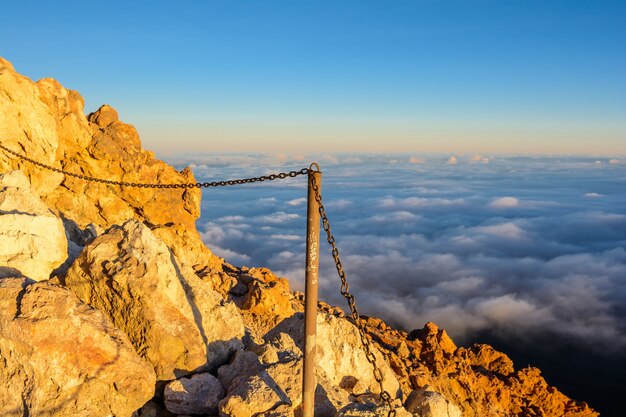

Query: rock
[64,219,244,380]
[217,350,263,392]
[241,267,295,318]
[0,58,65,194]
[1,57,209,283]
[408,322,457,355]
[164,372,224,415]
[218,373,287,417]
[88,103,119,127]
[0,171,67,280]
[0,277,155,417]
[405,389,462,417]
[457,343,514,375]
[266,312,401,398]
[258,404,295,417]
[335,403,412,417]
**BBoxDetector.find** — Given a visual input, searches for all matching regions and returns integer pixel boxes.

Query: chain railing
[0,143,309,188]
[0,141,397,416]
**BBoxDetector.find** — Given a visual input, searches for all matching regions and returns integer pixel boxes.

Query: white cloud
[473,222,526,239]
[380,196,465,208]
[371,211,421,222]
[447,156,458,165]
[270,234,302,241]
[256,211,300,224]
[287,197,307,206]
[490,196,519,208]
[584,192,603,198]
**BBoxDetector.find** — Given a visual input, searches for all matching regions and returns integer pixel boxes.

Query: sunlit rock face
[64,219,244,381]
[0,277,156,417]
[0,55,221,279]
[0,170,67,281]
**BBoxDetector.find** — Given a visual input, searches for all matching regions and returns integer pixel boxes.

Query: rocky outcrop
[0,277,155,417]
[349,316,598,417]
[0,55,223,284]
[64,219,244,381]
[0,170,67,280]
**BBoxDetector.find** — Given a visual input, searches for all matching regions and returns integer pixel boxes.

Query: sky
[1,0,625,154]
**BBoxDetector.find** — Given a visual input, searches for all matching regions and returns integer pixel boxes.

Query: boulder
[0,171,67,280]
[217,350,263,392]
[266,312,401,398]
[218,373,287,417]
[241,267,295,317]
[164,372,224,415]
[404,389,462,417]
[64,219,244,380]
[0,277,155,417]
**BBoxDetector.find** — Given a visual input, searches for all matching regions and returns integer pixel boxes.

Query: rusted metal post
[302,163,321,417]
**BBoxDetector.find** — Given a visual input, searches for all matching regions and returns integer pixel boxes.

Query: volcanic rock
[64,219,244,380]
[0,277,155,417]
[404,388,462,417]
[0,170,67,280]
[164,372,224,415]
[266,312,402,398]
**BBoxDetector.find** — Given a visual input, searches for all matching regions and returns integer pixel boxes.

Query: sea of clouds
[165,153,626,353]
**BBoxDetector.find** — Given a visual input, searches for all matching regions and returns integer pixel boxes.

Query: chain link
[310,175,397,417]
[0,143,309,188]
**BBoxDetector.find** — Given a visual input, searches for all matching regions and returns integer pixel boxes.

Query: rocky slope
[0,57,599,417]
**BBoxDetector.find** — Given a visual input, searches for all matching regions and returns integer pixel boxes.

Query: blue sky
[2,0,625,153]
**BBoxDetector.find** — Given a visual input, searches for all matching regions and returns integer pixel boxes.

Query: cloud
[409,156,425,164]
[473,222,527,239]
[490,196,519,208]
[287,197,307,206]
[379,196,465,208]
[447,156,458,165]
[256,212,300,224]
[181,153,626,357]
[370,211,421,223]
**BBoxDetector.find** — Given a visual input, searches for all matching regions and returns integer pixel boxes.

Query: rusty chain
[0,143,309,188]
[1,141,397,414]
[310,175,397,417]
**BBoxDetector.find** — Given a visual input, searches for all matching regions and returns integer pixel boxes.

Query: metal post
[302,163,321,417]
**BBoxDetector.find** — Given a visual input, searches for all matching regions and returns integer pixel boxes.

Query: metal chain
[310,175,397,417]
[0,143,309,188]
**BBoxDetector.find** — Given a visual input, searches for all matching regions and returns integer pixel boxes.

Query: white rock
[164,372,224,415]
[218,373,287,417]
[266,312,401,398]
[0,171,67,280]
